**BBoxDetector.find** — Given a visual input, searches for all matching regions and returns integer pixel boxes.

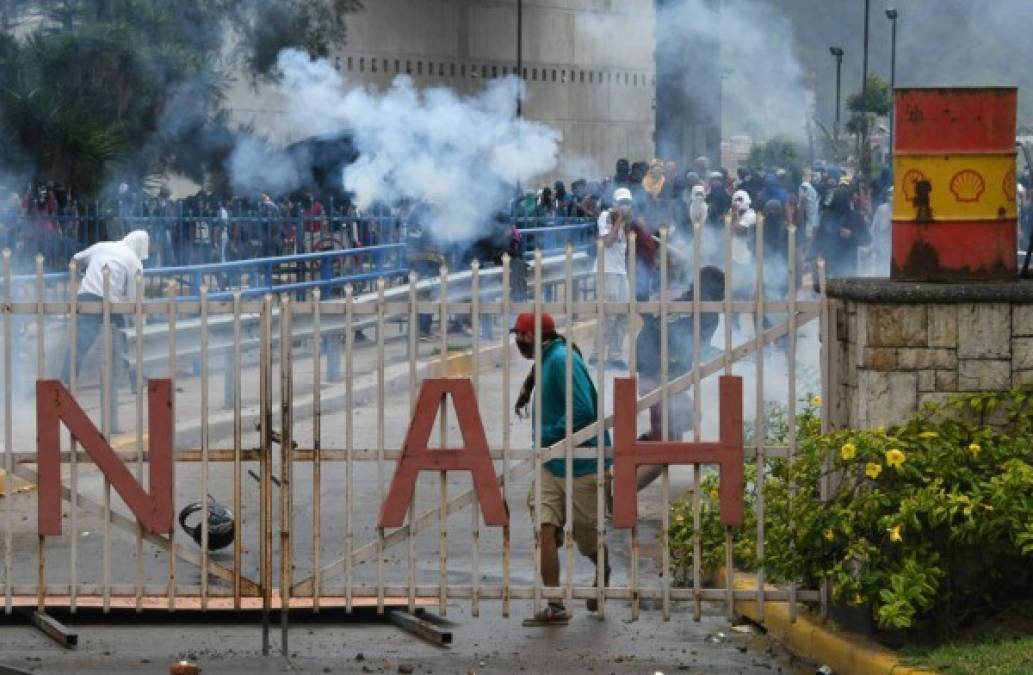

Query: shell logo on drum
[901,169,928,201]
[949,169,986,203]
[1004,167,1016,201]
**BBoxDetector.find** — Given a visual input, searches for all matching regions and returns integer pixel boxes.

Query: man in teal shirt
[512,312,611,625]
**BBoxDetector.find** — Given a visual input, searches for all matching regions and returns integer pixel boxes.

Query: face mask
[516,338,534,359]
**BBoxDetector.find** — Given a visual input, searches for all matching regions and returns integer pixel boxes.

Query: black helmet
[179,496,235,551]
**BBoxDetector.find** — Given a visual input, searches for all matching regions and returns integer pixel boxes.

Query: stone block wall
[826,280,1033,430]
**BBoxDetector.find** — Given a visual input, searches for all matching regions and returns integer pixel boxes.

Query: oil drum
[891,87,1018,281]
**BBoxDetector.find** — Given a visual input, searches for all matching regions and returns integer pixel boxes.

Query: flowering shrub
[670,388,1033,636]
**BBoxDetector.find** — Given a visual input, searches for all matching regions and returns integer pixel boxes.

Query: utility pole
[886,9,898,158]
[516,0,523,118]
[862,0,870,96]
[830,47,844,142]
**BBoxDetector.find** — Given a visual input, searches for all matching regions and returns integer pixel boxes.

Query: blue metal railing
[1,219,599,299]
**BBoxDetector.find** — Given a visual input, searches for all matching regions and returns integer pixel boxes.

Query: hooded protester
[664,160,682,194]
[687,184,708,227]
[641,159,666,200]
[614,158,632,186]
[797,180,820,242]
[634,266,725,488]
[761,199,790,299]
[62,230,150,386]
[554,180,574,217]
[813,183,869,277]
[760,173,788,206]
[730,190,758,308]
[705,172,731,227]
[693,156,710,180]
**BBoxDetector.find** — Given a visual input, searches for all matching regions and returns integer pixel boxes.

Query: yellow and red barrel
[891,87,1017,281]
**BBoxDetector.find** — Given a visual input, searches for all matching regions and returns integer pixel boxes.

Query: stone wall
[827,280,1033,430]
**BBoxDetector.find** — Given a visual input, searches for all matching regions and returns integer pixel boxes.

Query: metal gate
[0,222,829,653]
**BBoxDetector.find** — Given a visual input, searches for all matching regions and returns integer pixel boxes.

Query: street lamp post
[886,9,898,158]
[862,0,871,96]
[516,0,523,118]
[830,47,844,141]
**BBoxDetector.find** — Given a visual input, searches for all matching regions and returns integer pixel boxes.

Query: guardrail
[2,221,599,296]
[1,210,597,271]
[120,249,595,413]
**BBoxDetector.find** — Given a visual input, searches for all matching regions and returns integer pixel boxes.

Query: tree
[0,0,361,199]
[746,136,805,186]
[845,75,892,181]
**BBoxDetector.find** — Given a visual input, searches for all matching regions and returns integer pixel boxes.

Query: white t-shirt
[73,241,143,302]
[597,210,628,277]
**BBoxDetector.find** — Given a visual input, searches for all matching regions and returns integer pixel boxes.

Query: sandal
[522,603,571,626]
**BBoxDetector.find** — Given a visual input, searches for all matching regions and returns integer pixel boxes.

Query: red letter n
[379,378,508,528]
[37,379,174,535]
[612,375,744,529]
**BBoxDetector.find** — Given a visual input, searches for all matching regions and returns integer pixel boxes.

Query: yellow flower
[709,488,719,501]
[824,528,835,541]
[849,593,865,606]
[968,443,982,457]
[840,443,857,461]
[886,448,906,468]
[918,431,939,439]
[810,394,822,407]
[888,525,903,543]
[675,515,685,524]
[865,462,883,479]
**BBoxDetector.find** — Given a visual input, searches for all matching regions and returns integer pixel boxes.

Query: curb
[728,573,935,675]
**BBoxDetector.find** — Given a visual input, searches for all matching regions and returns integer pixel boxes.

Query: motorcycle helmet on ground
[178,495,235,551]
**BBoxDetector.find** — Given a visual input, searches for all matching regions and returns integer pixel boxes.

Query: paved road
[0,600,813,674]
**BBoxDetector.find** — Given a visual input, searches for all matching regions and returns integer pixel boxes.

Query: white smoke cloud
[576,0,808,145]
[659,0,808,142]
[251,48,562,242]
[228,134,309,196]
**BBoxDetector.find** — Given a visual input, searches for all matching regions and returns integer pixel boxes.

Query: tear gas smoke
[228,134,309,197]
[229,48,561,243]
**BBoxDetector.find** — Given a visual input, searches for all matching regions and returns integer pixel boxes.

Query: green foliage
[669,387,1033,638]
[0,0,361,196]
[847,75,892,117]
[746,136,804,177]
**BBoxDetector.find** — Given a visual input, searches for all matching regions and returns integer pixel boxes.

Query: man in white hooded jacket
[62,230,150,386]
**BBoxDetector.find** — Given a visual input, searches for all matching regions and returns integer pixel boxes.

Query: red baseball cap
[510,312,556,335]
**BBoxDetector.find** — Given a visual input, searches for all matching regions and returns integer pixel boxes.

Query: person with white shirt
[596,187,632,369]
[61,230,150,386]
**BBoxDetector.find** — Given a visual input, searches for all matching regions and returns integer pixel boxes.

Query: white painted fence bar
[0,234,826,636]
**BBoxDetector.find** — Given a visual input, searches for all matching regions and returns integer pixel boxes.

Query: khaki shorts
[527,470,601,558]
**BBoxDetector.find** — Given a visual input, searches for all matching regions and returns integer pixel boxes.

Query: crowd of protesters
[0,183,407,271]
[8,156,1033,280]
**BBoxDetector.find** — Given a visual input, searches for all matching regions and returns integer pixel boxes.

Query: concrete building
[228,0,658,185]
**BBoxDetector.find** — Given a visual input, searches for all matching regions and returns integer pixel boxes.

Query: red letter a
[378,379,508,528]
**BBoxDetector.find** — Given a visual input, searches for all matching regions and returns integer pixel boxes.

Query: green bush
[669,388,1033,637]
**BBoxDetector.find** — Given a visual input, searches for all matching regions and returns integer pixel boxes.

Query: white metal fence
[0,220,828,654]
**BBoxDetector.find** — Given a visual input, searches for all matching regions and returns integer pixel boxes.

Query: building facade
[228,0,657,185]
